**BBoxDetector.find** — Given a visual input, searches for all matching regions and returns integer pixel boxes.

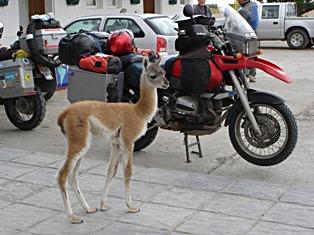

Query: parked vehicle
[257,2,314,49]
[66,1,298,166]
[63,14,178,62]
[17,15,65,100]
[0,21,46,130]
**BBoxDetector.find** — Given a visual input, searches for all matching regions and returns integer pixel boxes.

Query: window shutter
[66,0,80,5]
[0,0,9,7]
[130,0,140,5]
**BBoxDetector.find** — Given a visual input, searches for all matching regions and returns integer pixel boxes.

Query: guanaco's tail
[57,110,68,134]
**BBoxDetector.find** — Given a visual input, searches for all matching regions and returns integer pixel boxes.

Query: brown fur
[56,57,169,223]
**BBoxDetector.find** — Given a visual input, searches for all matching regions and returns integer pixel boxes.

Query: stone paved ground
[1,148,314,235]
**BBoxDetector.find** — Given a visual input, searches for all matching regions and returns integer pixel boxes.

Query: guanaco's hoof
[69,214,83,224]
[128,207,141,213]
[87,207,98,214]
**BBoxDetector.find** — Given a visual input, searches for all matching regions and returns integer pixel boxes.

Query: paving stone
[202,193,274,220]
[95,222,167,235]
[17,167,58,187]
[280,186,314,206]
[88,163,147,179]
[0,204,59,231]
[0,181,43,202]
[75,194,137,221]
[176,211,255,235]
[11,152,63,167]
[152,187,216,210]
[50,157,102,171]
[30,214,111,235]
[109,178,169,202]
[248,221,314,235]
[263,202,314,229]
[0,178,7,185]
[21,187,77,212]
[76,173,110,194]
[0,161,38,179]
[225,179,288,200]
[0,199,12,209]
[0,148,31,161]
[0,227,22,235]
[175,173,234,192]
[118,203,193,230]
[132,168,190,186]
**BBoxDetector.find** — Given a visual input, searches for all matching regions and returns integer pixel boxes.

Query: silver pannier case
[67,66,124,104]
[0,58,35,98]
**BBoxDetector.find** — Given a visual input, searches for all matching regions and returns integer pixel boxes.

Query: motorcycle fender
[224,89,285,127]
[246,57,292,83]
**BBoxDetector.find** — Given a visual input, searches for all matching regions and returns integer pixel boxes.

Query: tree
[266,0,314,16]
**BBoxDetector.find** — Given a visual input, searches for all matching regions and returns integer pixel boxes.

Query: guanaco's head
[142,56,169,90]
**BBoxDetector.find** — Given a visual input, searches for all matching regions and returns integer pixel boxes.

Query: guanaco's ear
[143,56,149,70]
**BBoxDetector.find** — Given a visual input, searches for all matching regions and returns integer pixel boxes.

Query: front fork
[229,70,262,135]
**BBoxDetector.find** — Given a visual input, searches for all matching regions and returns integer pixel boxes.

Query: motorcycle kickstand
[183,133,203,163]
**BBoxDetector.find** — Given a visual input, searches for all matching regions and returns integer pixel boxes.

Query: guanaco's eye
[150,75,157,80]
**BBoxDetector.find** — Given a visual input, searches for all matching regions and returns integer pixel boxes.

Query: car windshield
[145,17,177,36]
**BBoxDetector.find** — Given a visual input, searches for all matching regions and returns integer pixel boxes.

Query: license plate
[38,65,53,80]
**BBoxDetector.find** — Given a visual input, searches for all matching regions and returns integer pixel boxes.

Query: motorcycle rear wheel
[229,103,298,166]
[134,121,158,151]
[4,91,46,130]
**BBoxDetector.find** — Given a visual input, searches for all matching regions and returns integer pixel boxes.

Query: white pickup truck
[256,2,314,49]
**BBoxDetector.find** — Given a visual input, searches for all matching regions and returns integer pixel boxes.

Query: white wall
[1,0,194,46]
[19,0,29,33]
[54,0,143,26]
[0,0,20,46]
[157,0,193,17]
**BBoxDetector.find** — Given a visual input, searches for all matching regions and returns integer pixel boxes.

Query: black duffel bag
[58,32,98,65]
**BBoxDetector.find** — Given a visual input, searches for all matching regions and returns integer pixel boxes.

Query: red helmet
[108,29,135,56]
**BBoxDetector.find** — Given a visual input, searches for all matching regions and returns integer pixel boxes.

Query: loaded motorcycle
[15,14,64,101]
[0,20,46,130]
[66,1,298,166]
[133,2,298,165]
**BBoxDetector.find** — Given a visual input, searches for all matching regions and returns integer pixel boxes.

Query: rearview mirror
[183,4,194,18]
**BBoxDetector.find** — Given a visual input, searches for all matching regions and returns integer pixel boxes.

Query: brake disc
[243,114,281,148]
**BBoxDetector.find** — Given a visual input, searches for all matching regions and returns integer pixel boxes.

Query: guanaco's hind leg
[69,146,97,214]
[100,134,121,211]
[57,126,91,223]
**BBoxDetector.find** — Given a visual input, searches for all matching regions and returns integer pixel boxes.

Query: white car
[63,14,178,62]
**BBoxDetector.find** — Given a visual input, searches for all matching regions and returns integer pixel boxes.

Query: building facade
[0,0,192,46]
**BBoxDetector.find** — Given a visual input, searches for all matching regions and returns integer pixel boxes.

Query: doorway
[144,0,155,13]
[28,0,45,18]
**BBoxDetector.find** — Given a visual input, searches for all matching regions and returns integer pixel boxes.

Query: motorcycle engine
[175,96,199,116]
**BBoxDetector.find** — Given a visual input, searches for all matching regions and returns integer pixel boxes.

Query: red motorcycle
[130,2,298,166]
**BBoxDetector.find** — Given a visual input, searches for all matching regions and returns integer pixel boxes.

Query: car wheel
[287,29,309,49]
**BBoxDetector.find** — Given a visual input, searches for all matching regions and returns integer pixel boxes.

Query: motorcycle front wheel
[4,91,46,130]
[229,103,298,166]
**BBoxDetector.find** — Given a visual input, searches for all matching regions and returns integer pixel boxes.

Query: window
[104,18,145,38]
[107,0,117,6]
[180,0,187,5]
[145,17,177,36]
[262,5,279,19]
[86,0,96,6]
[64,18,101,34]
[286,4,296,17]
